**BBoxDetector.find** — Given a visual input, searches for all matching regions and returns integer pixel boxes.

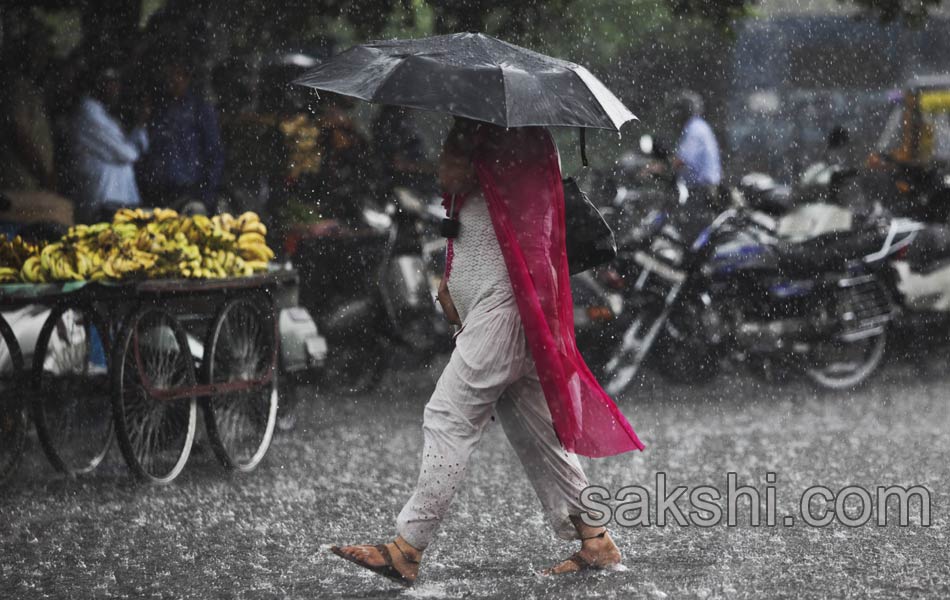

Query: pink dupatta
[464,125,645,458]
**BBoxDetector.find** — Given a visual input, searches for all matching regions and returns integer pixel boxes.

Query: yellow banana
[244,259,268,272]
[40,243,62,273]
[0,266,19,283]
[154,208,179,222]
[21,256,44,282]
[237,232,267,247]
[241,221,267,236]
[239,244,275,262]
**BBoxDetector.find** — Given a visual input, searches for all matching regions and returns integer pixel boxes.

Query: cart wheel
[31,304,112,475]
[112,307,197,484]
[202,297,277,472]
[0,314,26,486]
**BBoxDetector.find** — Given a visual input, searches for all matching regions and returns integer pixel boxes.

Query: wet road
[2,352,949,599]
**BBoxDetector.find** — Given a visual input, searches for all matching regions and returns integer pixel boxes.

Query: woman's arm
[437,277,461,326]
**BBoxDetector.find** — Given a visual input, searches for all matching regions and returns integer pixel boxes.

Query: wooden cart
[0,270,298,485]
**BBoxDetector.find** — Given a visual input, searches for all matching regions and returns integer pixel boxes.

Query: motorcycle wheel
[746,356,794,385]
[653,305,719,385]
[805,329,886,390]
[601,309,659,397]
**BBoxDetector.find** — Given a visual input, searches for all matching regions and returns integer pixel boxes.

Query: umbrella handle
[579,128,589,168]
[441,194,460,238]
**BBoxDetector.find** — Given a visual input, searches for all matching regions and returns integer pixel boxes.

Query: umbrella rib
[292,46,377,102]
[366,41,509,127]
[565,65,636,131]
[367,56,406,105]
[473,34,510,127]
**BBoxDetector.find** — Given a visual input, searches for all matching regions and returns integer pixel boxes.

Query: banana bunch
[0,235,40,283]
[99,245,159,280]
[1,209,274,284]
[20,256,46,283]
[113,207,160,226]
[179,214,236,249]
[37,242,84,281]
[233,212,274,270]
[0,266,23,283]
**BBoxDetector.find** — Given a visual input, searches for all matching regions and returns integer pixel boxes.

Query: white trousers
[396,297,590,549]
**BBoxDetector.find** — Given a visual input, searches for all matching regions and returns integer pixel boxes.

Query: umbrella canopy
[293,32,636,131]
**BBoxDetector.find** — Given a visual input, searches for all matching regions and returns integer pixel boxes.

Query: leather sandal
[545,530,617,575]
[329,541,419,587]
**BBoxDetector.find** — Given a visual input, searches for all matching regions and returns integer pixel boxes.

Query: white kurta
[396,192,590,549]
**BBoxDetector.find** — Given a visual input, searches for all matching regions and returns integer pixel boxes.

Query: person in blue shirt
[140,56,223,213]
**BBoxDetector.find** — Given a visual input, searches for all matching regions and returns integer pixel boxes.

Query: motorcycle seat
[773,229,883,275]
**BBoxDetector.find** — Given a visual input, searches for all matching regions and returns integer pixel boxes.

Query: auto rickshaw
[866,75,950,222]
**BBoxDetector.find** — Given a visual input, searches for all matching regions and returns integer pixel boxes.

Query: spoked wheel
[806,329,887,390]
[0,314,26,486]
[746,355,794,385]
[202,296,278,472]
[112,307,197,484]
[603,303,668,397]
[654,303,719,385]
[31,303,112,475]
[603,318,648,397]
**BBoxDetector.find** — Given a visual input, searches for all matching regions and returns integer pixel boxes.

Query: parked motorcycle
[571,135,687,375]
[290,187,445,394]
[601,207,922,395]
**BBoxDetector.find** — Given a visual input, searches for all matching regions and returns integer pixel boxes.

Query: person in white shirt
[662,90,723,241]
[671,91,721,191]
[69,63,148,223]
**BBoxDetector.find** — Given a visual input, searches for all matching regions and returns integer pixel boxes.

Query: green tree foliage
[666,0,757,24]
[844,0,943,23]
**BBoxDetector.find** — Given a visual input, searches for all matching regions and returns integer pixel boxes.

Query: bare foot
[330,537,422,585]
[543,528,622,575]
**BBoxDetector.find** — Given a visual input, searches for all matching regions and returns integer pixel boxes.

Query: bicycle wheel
[202,296,277,472]
[112,307,197,484]
[31,304,112,475]
[0,314,25,486]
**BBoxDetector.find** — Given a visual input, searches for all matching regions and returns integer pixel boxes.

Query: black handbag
[563,176,617,275]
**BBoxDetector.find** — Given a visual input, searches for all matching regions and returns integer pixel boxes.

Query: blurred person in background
[139,53,223,213]
[372,105,435,193]
[664,89,723,239]
[256,57,324,227]
[825,124,852,167]
[311,92,371,219]
[0,20,57,193]
[68,59,149,223]
[257,57,323,186]
[213,56,282,217]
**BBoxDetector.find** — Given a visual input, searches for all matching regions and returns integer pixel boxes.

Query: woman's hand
[437,277,462,326]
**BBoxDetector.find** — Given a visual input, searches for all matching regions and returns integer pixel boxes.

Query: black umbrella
[293,32,635,131]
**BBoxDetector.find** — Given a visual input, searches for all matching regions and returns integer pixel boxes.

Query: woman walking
[331,119,644,585]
